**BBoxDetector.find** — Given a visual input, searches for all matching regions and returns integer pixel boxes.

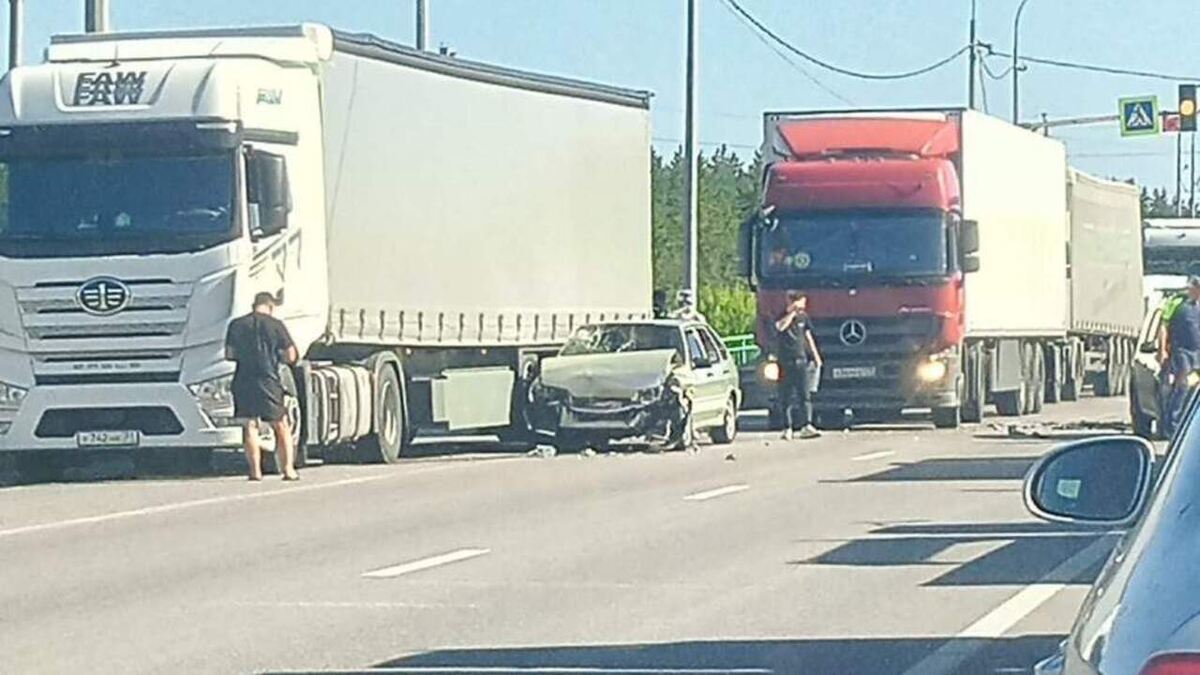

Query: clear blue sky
[3,1,1194,191]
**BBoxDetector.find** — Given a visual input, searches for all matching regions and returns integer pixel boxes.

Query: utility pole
[8,0,22,71]
[681,0,699,310]
[966,0,977,110]
[1012,0,1033,123]
[1177,132,1183,216]
[1192,133,1196,217]
[84,0,111,33]
[415,0,429,51]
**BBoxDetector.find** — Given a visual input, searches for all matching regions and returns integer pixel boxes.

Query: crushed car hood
[540,349,677,399]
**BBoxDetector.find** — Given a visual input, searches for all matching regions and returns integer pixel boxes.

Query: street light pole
[415,0,429,51]
[1012,0,1032,123]
[682,0,699,310]
[967,0,977,110]
[8,0,23,71]
[84,0,111,33]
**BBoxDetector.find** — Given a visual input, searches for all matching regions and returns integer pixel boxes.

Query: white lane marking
[362,548,491,579]
[851,450,897,462]
[683,484,750,501]
[222,600,478,610]
[0,462,476,541]
[900,536,1113,675]
[277,662,772,667]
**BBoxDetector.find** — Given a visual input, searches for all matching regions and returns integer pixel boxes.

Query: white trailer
[0,25,652,470]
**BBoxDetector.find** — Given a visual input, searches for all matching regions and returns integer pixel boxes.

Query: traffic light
[1181,84,1197,132]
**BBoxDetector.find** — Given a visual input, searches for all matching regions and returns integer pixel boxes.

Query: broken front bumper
[529,395,685,443]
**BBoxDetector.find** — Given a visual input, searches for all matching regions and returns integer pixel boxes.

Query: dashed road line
[851,450,897,462]
[683,484,750,501]
[362,548,492,579]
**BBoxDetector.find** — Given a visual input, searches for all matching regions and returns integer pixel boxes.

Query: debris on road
[527,445,558,459]
[724,453,737,462]
[979,419,1130,440]
[580,448,597,458]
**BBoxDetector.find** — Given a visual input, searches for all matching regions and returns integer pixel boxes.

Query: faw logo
[72,71,148,106]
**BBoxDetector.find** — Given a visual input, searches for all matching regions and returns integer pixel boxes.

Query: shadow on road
[341,635,1064,674]
[793,521,1112,587]
[833,455,1042,482]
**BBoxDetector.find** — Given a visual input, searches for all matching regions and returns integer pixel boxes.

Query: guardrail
[722,333,760,368]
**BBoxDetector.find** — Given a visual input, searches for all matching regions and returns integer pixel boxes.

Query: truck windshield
[0,153,237,258]
[1144,247,1200,276]
[760,210,949,280]
[561,324,684,358]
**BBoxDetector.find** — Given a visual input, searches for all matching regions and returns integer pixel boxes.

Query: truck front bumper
[0,382,241,453]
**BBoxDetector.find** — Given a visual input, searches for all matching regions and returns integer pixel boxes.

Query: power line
[722,0,968,80]
[988,48,1200,82]
[653,136,759,151]
[717,0,854,105]
[981,57,1013,81]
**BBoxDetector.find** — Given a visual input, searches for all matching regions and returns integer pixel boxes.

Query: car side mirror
[1024,436,1154,527]
[738,214,756,280]
[962,255,981,274]
[247,149,290,238]
[960,219,980,254]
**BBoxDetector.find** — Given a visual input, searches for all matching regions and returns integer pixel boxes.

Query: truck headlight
[916,359,948,383]
[188,373,234,419]
[0,380,28,411]
[761,360,781,383]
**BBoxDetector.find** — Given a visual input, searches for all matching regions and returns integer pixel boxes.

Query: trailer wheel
[1028,345,1045,414]
[1062,340,1083,401]
[1044,345,1061,404]
[961,343,986,423]
[354,365,405,464]
[932,406,960,429]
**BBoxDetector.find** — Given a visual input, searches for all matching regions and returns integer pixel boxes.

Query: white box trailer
[0,24,652,468]
[959,110,1069,338]
[1064,169,1144,397]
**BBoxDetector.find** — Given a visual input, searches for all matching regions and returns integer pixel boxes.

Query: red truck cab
[745,115,979,428]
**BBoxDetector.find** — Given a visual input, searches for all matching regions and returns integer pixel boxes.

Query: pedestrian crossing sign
[1120,96,1160,137]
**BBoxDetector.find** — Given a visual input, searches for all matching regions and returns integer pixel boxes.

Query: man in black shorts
[224,292,299,481]
[774,291,823,440]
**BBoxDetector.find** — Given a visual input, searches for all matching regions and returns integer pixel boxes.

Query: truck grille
[17,277,192,344]
[810,315,942,408]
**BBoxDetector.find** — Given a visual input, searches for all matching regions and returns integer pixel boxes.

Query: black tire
[1044,346,1061,404]
[1062,341,1083,401]
[1095,340,1118,398]
[1131,391,1154,439]
[668,411,696,451]
[995,384,1025,417]
[961,343,985,424]
[261,366,306,473]
[711,396,738,444]
[354,365,405,464]
[932,406,960,429]
[15,451,65,483]
[552,432,589,454]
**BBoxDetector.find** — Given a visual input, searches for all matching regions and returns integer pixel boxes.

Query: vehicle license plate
[832,366,877,380]
[75,430,140,448]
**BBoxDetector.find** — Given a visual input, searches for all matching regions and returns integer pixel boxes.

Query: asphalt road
[0,396,1129,675]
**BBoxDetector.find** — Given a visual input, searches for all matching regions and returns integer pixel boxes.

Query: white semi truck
[0,25,653,469]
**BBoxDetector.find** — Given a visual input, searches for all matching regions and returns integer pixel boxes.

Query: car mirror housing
[1024,436,1154,528]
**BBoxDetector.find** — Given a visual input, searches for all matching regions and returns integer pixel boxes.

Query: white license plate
[832,366,877,380]
[75,430,140,448]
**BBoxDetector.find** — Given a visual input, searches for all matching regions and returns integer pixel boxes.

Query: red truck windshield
[760,209,949,280]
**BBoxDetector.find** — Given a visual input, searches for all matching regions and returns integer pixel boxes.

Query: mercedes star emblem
[839,319,867,346]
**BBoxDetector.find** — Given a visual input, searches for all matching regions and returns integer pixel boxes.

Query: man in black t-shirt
[224,292,299,481]
[774,291,823,440]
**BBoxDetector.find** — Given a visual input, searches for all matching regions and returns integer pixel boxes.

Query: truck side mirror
[960,219,980,255]
[247,149,290,239]
[738,214,756,280]
[962,255,981,274]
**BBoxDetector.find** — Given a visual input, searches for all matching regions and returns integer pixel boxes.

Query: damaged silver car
[528,319,741,452]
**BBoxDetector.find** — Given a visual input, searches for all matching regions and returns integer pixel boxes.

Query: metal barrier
[722,333,760,367]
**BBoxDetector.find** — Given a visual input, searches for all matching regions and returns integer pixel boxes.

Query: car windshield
[560,323,684,357]
[0,153,237,257]
[760,210,948,279]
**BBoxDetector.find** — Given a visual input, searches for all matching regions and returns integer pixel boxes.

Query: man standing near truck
[1164,277,1200,436]
[774,292,823,440]
[225,292,299,481]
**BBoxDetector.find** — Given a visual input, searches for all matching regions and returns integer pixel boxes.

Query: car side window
[699,327,728,364]
[685,329,708,366]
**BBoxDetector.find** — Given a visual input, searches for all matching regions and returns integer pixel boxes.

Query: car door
[683,326,722,425]
[699,326,739,412]
[1131,307,1163,420]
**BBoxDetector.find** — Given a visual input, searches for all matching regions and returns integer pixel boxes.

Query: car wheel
[1131,391,1154,439]
[711,396,738,444]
